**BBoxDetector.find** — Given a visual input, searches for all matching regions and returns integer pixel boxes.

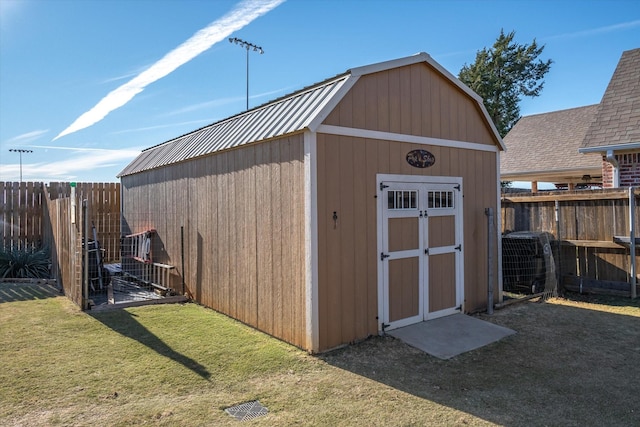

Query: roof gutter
[577,143,640,188]
[606,149,620,188]
[579,141,640,153]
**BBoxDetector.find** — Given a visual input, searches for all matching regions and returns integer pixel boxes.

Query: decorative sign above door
[406,149,435,168]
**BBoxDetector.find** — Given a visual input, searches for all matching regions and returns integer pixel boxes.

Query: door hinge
[455,244,462,251]
[380,182,389,191]
[380,252,390,261]
[382,322,390,332]
[424,248,429,255]
[454,184,461,191]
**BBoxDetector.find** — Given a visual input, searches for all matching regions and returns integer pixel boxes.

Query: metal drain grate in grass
[224,400,268,421]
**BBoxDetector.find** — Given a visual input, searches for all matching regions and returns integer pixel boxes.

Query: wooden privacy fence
[42,191,84,306]
[2,182,120,309]
[0,182,120,261]
[0,182,44,250]
[502,188,640,297]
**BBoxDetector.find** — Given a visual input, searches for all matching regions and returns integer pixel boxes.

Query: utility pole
[9,149,33,183]
[229,37,264,111]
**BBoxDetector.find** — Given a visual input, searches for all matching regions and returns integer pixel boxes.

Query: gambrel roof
[119,53,504,177]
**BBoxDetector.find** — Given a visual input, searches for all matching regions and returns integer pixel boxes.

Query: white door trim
[377,174,464,333]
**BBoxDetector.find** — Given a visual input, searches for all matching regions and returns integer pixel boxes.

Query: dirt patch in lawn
[320,294,640,426]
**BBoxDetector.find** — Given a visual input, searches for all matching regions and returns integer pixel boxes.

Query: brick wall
[602,157,615,188]
[602,152,640,188]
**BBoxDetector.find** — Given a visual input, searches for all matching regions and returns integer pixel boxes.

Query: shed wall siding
[324,63,498,147]
[121,135,307,349]
[316,138,498,350]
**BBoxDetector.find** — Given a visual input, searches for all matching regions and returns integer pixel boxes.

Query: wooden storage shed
[118,53,505,353]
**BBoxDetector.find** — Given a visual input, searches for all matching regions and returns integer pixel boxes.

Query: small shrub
[0,247,50,279]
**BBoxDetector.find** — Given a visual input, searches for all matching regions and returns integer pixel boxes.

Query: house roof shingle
[501,105,602,180]
[581,48,640,151]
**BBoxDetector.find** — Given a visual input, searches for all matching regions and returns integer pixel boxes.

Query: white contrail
[0,145,143,181]
[53,0,285,141]
[26,144,142,153]
[545,19,640,40]
[6,129,49,143]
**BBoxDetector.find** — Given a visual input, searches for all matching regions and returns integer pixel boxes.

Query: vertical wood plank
[352,137,369,339]
[245,145,258,327]
[389,68,401,134]
[270,139,284,340]
[364,74,378,131]
[339,136,356,343]
[430,69,442,138]
[256,142,274,335]
[365,139,381,334]
[221,151,231,314]
[377,70,390,132]
[400,67,412,135]
[316,135,329,349]
[352,77,366,129]
[291,138,306,346]
[323,135,343,348]
[410,64,422,136]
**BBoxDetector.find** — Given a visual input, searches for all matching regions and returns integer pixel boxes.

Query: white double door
[378,175,463,331]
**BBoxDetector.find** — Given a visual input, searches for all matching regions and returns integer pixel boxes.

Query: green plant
[0,247,50,279]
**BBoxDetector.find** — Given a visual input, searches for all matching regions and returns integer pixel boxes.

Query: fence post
[630,187,637,299]
[181,225,186,296]
[555,200,563,294]
[83,199,89,310]
[485,207,494,314]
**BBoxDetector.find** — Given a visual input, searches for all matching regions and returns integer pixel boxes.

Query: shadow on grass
[318,300,640,426]
[91,309,211,380]
[0,282,61,303]
[562,290,640,308]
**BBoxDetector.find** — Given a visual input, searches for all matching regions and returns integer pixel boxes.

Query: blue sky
[1,0,639,183]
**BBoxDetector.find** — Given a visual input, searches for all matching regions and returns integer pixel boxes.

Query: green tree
[459,29,552,137]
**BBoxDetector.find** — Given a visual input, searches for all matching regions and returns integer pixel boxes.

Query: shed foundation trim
[316,124,499,153]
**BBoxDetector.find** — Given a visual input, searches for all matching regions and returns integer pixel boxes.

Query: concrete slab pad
[387,314,516,359]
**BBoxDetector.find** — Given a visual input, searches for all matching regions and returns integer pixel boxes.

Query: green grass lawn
[0,287,316,426]
[1,282,639,426]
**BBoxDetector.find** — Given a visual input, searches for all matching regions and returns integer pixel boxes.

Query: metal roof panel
[119,75,349,177]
